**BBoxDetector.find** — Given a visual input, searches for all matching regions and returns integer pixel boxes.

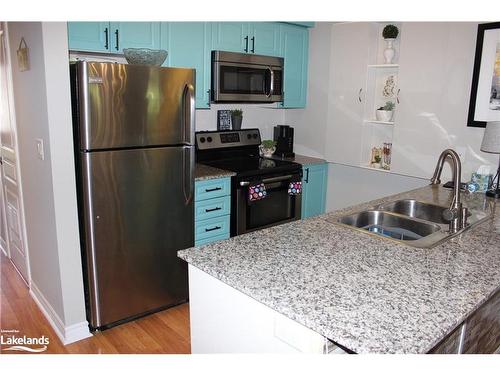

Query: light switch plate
[35,138,44,160]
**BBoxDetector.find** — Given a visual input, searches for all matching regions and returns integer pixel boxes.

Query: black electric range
[196,129,302,236]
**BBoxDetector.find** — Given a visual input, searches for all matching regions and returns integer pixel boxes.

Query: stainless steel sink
[375,199,470,225]
[331,200,491,248]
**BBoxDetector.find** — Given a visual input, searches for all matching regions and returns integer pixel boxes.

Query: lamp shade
[481,121,500,154]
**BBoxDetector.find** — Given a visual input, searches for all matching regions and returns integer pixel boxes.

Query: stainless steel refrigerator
[70,61,195,330]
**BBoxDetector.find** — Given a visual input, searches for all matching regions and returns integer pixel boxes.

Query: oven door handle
[240,174,294,186]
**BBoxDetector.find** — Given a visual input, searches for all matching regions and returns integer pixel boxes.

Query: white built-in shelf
[367,64,399,68]
[359,164,392,173]
[363,120,395,126]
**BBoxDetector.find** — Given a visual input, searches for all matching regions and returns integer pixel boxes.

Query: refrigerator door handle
[183,84,195,145]
[183,146,194,205]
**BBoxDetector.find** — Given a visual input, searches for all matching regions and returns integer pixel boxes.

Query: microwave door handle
[266,66,274,98]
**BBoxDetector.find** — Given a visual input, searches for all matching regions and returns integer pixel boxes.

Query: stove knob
[200,137,206,143]
[252,134,258,139]
[247,134,252,140]
[207,136,213,142]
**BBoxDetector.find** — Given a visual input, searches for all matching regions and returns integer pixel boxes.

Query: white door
[325,22,372,166]
[0,24,29,283]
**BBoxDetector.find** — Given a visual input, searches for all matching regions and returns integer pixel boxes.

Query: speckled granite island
[178,185,500,353]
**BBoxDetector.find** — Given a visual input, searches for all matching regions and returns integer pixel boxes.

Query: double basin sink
[332,199,491,248]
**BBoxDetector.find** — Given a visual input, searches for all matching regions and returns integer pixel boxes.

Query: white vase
[383,38,396,64]
[375,110,394,122]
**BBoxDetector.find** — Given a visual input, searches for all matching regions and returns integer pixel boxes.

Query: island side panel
[188,265,333,354]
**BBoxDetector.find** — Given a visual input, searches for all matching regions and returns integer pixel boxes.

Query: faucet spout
[430,149,467,232]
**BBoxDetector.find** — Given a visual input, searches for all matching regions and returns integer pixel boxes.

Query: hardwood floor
[0,253,191,354]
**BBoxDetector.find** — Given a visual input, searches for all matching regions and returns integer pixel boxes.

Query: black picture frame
[467,22,500,128]
[217,110,232,131]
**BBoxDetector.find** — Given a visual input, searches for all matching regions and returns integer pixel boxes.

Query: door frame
[0,23,31,286]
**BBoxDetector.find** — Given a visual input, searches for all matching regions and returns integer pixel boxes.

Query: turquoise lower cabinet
[67,22,110,52]
[109,22,160,52]
[279,24,309,108]
[195,177,231,246]
[301,163,328,219]
[161,22,212,109]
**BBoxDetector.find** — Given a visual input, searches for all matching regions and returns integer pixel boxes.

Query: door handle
[183,84,195,145]
[396,88,400,104]
[240,174,295,186]
[251,37,255,53]
[244,36,249,53]
[205,226,221,232]
[205,187,222,192]
[265,67,274,98]
[182,146,194,205]
[0,156,3,165]
[304,168,310,183]
[358,88,363,103]
[114,29,119,51]
[104,28,109,50]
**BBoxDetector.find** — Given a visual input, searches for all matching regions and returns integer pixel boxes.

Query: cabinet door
[110,22,160,53]
[279,24,309,108]
[324,22,371,166]
[162,22,212,109]
[67,22,110,52]
[249,22,281,56]
[211,22,249,53]
[301,164,328,218]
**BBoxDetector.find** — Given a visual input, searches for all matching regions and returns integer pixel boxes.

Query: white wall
[7,22,89,343]
[286,22,495,211]
[196,103,285,140]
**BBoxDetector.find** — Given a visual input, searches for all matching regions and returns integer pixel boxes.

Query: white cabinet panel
[325,23,372,166]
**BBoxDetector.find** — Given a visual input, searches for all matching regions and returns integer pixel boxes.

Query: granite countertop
[178,185,500,353]
[271,153,327,166]
[195,163,235,181]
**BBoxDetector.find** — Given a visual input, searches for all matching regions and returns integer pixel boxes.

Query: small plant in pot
[230,109,243,130]
[260,140,277,158]
[382,24,399,64]
[376,101,395,122]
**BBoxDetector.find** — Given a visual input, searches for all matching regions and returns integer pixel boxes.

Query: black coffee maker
[273,125,294,157]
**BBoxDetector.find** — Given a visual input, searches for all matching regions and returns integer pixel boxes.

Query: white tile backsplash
[195,103,286,140]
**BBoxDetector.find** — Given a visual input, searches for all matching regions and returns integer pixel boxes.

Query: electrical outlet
[35,138,44,160]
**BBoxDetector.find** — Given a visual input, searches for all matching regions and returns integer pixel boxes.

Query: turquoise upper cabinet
[109,22,160,52]
[249,23,281,56]
[211,22,249,53]
[161,22,212,109]
[67,22,110,52]
[280,24,309,108]
[211,22,280,56]
[301,163,328,219]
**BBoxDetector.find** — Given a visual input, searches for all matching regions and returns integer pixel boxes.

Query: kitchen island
[178,185,500,353]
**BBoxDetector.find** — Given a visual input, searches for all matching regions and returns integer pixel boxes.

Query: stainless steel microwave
[211,51,284,103]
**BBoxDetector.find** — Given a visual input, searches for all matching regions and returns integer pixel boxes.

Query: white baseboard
[30,282,92,345]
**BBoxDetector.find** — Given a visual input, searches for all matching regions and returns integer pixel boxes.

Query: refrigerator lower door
[80,145,194,329]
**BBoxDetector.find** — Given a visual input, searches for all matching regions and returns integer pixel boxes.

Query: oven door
[233,172,302,236]
[213,61,283,103]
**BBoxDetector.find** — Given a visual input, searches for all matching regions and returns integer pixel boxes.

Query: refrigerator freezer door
[80,145,194,329]
[76,61,195,150]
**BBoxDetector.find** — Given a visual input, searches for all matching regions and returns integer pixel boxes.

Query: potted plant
[382,24,399,64]
[376,101,395,122]
[230,109,243,130]
[260,140,277,158]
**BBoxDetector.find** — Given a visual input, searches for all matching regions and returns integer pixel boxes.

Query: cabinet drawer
[195,215,230,242]
[195,232,230,247]
[195,196,231,221]
[195,178,231,201]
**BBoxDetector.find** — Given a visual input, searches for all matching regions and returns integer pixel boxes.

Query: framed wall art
[467,22,500,128]
[217,110,232,130]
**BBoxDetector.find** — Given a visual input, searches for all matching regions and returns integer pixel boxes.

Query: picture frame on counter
[217,110,232,131]
[467,22,500,128]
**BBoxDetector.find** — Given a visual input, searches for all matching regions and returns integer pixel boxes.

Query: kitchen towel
[288,181,302,195]
[248,182,267,202]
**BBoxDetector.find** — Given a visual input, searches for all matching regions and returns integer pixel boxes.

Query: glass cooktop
[202,157,301,177]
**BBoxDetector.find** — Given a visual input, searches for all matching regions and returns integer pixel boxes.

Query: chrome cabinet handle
[358,88,363,103]
[114,29,119,51]
[104,28,109,50]
[244,36,249,52]
[251,37,255,53]
[396,88,400,104]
